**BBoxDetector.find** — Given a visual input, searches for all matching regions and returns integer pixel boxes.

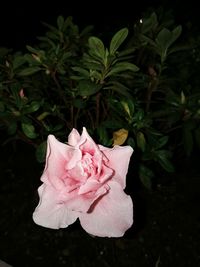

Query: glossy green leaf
[0,47,12,57]
[155,25,182,62]
[156,150,174,172]
[121,98,135,118]
[18,67,42,76]
[109,28,128,55]
[77,80,102,96]
[140,12,158,34]
[172,25,182,43]
[139,164,154,190]
[104,81,131,97]
[88,37,105,59]
[21,123,37,139]
[36,141,47,163]
[57,15,64,30]
[97,126,112,146]
[156,28,172,49]
[71,67,90,77]
[155,136,169,149]
[12,55,26,70]
[106,62,139,77]
[72,98,87,109]
[137,131,146,152]
[23,101,40,114]
[127,137,135,149]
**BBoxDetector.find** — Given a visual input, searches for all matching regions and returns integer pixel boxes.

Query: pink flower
[19,89,25,98]
[33,127,133,237]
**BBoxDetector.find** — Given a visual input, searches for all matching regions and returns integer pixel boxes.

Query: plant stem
[51,71,68,107]
[146,66,158,112]
[96,92,101,127]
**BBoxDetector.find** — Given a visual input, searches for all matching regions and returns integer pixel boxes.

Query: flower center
[81,152,97,177]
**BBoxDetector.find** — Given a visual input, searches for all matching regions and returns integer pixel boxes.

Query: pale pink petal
[65,148,82,170]
[98,164,114,183]
[62,184,109,213]
[42,135,74,190]
[75,162,113,194]
[33,184,78,229]
[78,127,101,157]
[99,145,133,189]
[78,178,100,194]
[68,128,80,146]
[79,181,133,237]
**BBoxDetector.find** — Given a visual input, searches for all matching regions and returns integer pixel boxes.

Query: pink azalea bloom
[33,127,134,237]
[19,88,25,98]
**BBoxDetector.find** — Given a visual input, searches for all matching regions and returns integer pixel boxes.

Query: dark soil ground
[0,140,200,267]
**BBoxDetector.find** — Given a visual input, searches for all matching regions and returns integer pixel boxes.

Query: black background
[0,0,199,49]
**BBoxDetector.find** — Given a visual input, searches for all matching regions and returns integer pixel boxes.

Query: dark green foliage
[0,13,199,189]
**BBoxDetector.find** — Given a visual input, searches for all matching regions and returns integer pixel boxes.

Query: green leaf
[109,28,128,55]
[172,25,182,44]
[10,84,22,108]
[139,164,154,190]
[57,15,64,30]
[80,25,94,37]
[23,101,40,114]
[21,123,37,139]
[0,47,12,57]
[18,67,41,76]
[154,136,169,149]
[104,81,131,97]
[156,28,172,50]
[155,26,182,62]
[12,55,26,70]
[127,137,135,149]
[37,36,56,49]
[88,37,105,59]
[26,45,41,54]
[83,53,103,70]
[97,126,112,146]
[36,141,47,163]
[118,47,136,57]
[106,62,139,77]
[52,124,64,132]
[140,34,157,48]
[77,80,102,96]
[71,67,90,78]
[72,98,87,109]
[42,22,60,35]
[140,12,158,34]
[137,131,146,152]
[156,150,174,172]
[121,100,131,117]
[62,52,72,61]
[26,46,46,60]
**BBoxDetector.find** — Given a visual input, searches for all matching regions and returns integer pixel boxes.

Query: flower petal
[79,181,133,237]
[63,184,109,213]
[99,145,133,189]
[42,135,74,190]
[78,127,101,157]
[68,128,80,146]
[33,184,78,229]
